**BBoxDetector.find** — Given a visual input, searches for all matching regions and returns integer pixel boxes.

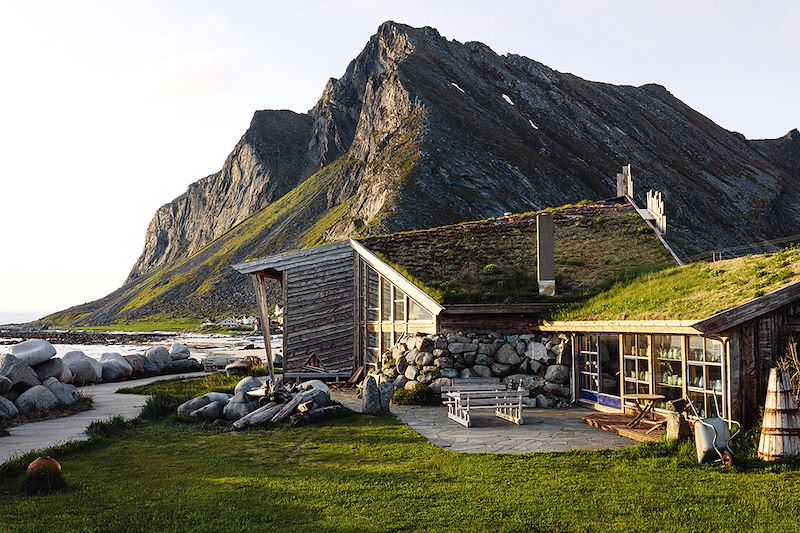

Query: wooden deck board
[583,412,664,443]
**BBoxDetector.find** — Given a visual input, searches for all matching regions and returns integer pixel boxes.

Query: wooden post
[253,272,276,385]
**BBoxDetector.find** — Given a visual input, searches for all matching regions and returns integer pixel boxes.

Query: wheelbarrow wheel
[721,451,734,467]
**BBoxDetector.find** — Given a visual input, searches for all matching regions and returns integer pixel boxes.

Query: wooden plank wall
[284,247,355,372]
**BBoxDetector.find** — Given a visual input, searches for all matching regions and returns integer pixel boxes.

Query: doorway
[578,334,621,410]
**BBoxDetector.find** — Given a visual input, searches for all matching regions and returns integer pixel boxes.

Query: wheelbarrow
[687,396,741,467]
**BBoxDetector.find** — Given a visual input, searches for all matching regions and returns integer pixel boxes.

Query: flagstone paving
[333,391,633,453]
[0,372,205,464]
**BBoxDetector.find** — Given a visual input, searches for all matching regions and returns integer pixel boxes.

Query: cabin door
[577,334,621,410]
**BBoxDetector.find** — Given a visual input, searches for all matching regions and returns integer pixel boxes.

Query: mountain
[45,21,800,326]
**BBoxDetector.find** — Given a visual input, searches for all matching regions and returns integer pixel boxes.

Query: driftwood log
[271,390,317,423]
[232,401,283,430]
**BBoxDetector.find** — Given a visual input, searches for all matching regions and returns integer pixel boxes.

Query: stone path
[0,372,205,464]
[333,392,632,454]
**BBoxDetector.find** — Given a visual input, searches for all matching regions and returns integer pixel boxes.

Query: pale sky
[1,1,798,320]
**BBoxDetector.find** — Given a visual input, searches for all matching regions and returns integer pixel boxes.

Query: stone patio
[333,391,633,453]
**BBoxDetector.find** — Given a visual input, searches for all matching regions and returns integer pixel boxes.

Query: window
[654,334,684,409]
[623,334,651,397]
[687,336,725,418]
[408,300,433,321]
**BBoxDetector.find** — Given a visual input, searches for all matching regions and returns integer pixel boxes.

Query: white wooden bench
[441,379,526,428]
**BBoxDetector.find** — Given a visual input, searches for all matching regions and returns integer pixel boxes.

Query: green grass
[76,318,204,333]
[117,374,243,398]
[554,247,800,321]
[2,415,800,532]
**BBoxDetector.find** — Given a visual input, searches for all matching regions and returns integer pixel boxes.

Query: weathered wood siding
[283,246,355,373]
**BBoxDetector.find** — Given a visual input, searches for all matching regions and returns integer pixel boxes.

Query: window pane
[689,336,704,361]
[381,278,392,321]
[706,339,723,363]
[408,299,433,321]
[367,268,379,322]
[381,331,392,354]
[623,335,635,355]
[394,289,406,321]
[367,330,379,349]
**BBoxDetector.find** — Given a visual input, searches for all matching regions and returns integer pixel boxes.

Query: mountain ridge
[45,21,800,326]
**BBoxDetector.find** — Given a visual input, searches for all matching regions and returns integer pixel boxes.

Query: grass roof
[360,202,676,304]
[553,248,800,321]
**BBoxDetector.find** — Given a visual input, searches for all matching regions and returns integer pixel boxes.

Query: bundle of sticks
[232,380,346,431]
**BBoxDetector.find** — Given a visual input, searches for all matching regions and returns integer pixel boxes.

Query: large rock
[490,362,514,378]
[145,347,172,371]
[503,374,546,395]
[535,394,557,408]
[434,356,454,369]
[100,353,133,376]
[10,339,56,366]
[544,382,571,399]
[475,353,494,366]
[496,344,522,365]
[169,342,191,360]
[393,375,408,390]
[378,382,393,412]
[177,392,233,416]
[298,379,330,400]
[101,361,127,382]
[429,377,452,395]
[395,357,409,375]
[473,364,493,378]
[404,380,420,391]
[172,358,202,372]
[123,354,146,375]
[0,395,19,419]
[62,351,102,381]
[234,376,263,395]
[447,343,474,354]
[440,368,459,379]
[69,359,98,386]
[33,358,72,383]
[45,381,81,407]
[15,385,59,416]
[223,391,260,421]
[0,375,11,393]
[362,377,384,414]
[0,353,40,392]
[525,342,548,363]
[477,343,497,356]
[190,401,225,420]
[404,366,419,380]
[544,364,570,385]
[415,352,434,366]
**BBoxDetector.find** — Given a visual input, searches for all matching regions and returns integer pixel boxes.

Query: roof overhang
[350,239,445,316]
[692,280,800,334]
[535,320,702,335]
[232,242,352,274]
[442,303,557,315]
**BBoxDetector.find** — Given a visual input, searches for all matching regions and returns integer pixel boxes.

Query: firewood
[271,390,315,423]
[232,401,282,430]
[298,400,314,413]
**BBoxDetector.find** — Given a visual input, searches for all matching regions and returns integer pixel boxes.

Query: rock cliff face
[47,21,800,325]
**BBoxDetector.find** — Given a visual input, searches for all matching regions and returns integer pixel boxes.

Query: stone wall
[370,331,573,408]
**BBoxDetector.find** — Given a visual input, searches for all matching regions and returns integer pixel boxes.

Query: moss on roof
[360,203,676,304]
[553,248,800,321]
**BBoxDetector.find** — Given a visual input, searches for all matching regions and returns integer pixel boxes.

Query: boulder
[42,377,59,388]
[378,382,393,412]
[0,353,40,392]
[393,375,408,390]
[490,362,514,378]
[418,373,434,385]
[100,353,133,377]
[503,374,546,395]
[666,412,692,441]
[32,358,71,383]
[433,336,448,350]
[447,343,474,354]
[440,368,459,379]
[189,401,225,420]
[177,392,233,416]
[459,368,478,378]
[392,343,407,359]
[475,353,494,366]
[525,342,548,363]
[429,377,452,395]
[62,351,102,381]
[145,347,172,372]
[403,380,420,391]
[405,349,419,365]
[362,377,383,414]
[0,395,18,419]
[415,352,435,366]
[472,364,493,378]
[434,356,454,369]
[45,381,81,407]
[395,357,409,374]
[544,364,570,385]
[529,359,545,375]
[15,385,59,416]
[477,343,497,356]
[496,344,521,365]
[297,380,331,405]
[223,391,260,421]
[535,394,557,408]
[0,376,11,393]
[405,337,417,351]
[516,341,527,355]
[234,376,263,395]
[10,339,56,366]
[101,361,127,382]
[123,354,146,375]
[169,342,191,360]
[69,359,98,386]
[404,366,419,380]
[173,358,202,372]
[463,352,478,367]
[417,337,434,353]
[544,382,571,399]
[447,334,472,344]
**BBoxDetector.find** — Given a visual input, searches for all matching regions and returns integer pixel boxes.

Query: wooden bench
[441,378,526,428]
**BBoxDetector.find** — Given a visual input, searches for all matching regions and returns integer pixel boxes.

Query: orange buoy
[26,456,62,477]
[758,368,800,461]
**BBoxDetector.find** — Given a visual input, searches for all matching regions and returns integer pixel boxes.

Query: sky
[0,0,798,321]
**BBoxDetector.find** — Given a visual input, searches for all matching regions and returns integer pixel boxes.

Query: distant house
[238,315,257,326]
[216,318,240,328]
[233,170,800,428]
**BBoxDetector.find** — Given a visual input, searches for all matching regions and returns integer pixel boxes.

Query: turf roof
[359,202,676,305]
[552,247,800,322]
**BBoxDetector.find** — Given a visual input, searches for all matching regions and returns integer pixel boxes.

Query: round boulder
[189,401,225,421]
[68,359,98,386]
[62,351,102,381]
[0,395,19,419]
[33,358,71,383]
[177,392,233,416]
[234,376,263,395]
[15,385,59,417]
[10,339,56,366]
[169,342,191,360]
[490,362,514,378]
[172,358,202,372]
[503,374,546,395]
[223,391,260,421]
[101,361,127,382]
[495,344,521,365]
[404,365,419,380]
[544,364,570,385]
[144,347,172,372]
[45,381,81,407]
[123,354,146,376]
[0,353,40,393]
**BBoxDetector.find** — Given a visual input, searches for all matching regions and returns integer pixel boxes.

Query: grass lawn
[2,377,800,532]
[74,318,204,333]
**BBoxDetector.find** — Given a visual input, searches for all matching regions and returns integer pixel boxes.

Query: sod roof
[552,247,800,322]
[359,202,676,305]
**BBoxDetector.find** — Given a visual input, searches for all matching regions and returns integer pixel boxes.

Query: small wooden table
[625,393,665,428]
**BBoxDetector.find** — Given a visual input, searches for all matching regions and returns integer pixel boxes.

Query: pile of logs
[232,379,346,431]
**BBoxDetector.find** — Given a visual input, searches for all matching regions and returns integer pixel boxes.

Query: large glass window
[687,336,725,418]
[623,334,651,397]
[654,334,684,409]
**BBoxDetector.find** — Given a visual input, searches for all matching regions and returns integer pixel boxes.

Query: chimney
[536,213,556,296]
[616,164,633,198]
